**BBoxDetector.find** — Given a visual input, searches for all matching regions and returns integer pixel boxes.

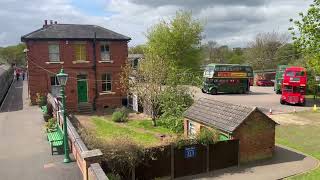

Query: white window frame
[188,121,196,138]
[100,42,111,61]
[50,76,61,97]
[48,44,60,62]
[102,73,112,92]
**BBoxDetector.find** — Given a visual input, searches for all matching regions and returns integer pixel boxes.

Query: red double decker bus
[280,67,307,106]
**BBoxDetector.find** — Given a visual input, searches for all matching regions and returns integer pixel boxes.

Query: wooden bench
[47,126,64,155]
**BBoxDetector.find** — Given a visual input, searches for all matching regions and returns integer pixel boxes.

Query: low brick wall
[47,94,108,180]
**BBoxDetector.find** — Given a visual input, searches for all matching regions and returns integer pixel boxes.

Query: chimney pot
[43,20,48,27]
[54,21,57,24]
[50,20,53,24]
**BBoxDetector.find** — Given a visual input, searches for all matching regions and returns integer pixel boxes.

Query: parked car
[256,79,274,86]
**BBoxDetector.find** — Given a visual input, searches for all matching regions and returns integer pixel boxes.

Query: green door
[77,79,88,102]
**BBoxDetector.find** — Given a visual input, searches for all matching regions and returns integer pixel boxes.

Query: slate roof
[21,24,131,41]
[184,98,274,133]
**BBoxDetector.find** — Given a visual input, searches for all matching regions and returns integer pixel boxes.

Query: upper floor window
[48,44,60,62]
[100,42,110,61]
[74,44,86,61]
[101,73,112,92]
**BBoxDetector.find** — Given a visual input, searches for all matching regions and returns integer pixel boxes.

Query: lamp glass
[56,69,68,86]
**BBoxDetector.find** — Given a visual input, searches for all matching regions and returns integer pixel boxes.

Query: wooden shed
[183,98,278,163]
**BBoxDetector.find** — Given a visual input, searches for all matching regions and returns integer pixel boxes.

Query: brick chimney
[43,20,48,27]
[54,21,57,24]
[50,20,53,25]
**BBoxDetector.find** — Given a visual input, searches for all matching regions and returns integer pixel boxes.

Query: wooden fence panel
[209,139,239,171]
[135,145,171,179]
[174,144,207,178]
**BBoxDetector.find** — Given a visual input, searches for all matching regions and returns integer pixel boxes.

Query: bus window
[293,86,300,93]
[283,85,293,92]
[285,71,295,77]
[205,78,213,83]
[295,71,305,76]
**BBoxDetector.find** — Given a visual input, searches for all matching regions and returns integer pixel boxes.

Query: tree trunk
[152,116,157,127]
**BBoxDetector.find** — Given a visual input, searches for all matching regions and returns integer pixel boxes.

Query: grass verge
[91,116,173,147]
[275,111,320,180]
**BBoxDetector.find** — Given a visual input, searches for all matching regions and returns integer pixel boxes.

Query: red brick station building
[21,20,131,112]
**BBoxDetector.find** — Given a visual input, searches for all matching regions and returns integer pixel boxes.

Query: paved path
[0,80,82,180]
[178,145,319,180]
[193,86,319,114]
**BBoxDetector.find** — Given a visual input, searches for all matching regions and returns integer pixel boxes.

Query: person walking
[16,71,20,81]
[22,71,25,81]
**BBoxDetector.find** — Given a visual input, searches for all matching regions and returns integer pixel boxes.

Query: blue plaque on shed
[185,147,196,158]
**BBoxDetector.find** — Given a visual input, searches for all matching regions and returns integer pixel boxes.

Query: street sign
[185,147,196,159]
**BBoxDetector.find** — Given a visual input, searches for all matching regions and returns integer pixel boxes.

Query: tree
[245,32,289,70]
[201,42,245,65]
[145,11,204,72]
[129,44,146,54]
[0,43,26,66]
[121,11,201,127]
[289,0,320,74]
[274,43,301,65]
[120,54,169,126]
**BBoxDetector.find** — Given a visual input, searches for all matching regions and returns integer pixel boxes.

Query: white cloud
[0,0,313,47]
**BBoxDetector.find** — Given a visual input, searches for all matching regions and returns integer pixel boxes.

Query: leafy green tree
[289,0,320,74]
[129,44,146,54]
[0,43,26,66]
[201,42,245,65]
[121,11,201,127]
[274,43,301,65]
[158,86,194,133]
[145,10,204,72]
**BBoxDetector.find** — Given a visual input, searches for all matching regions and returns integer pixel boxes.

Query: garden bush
[112,107,128,122]
[78,128,143,179]
[36,93,47,107]
[196,128,219,145]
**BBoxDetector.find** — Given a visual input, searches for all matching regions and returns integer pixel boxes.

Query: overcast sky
[0,0,312,47]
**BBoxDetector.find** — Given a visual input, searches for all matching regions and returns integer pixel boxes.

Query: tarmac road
[192,86,318,114]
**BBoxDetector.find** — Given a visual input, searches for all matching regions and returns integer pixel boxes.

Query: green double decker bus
[201,64,253,94]
[274,65,288,94]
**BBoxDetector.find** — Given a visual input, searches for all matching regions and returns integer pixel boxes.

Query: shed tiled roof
[21,24,131,41]
[184,98,259,133]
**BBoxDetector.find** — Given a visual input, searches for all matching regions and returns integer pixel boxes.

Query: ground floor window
[50,76,60,97]
[188,121,196,137]
[101,73,112,92]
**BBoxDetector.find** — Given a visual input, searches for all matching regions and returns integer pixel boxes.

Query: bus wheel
[280,99,285,105]
[210,88,217,95]
[300,100,306,106]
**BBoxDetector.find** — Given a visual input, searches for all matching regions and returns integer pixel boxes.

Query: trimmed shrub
[112,107,128,122]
